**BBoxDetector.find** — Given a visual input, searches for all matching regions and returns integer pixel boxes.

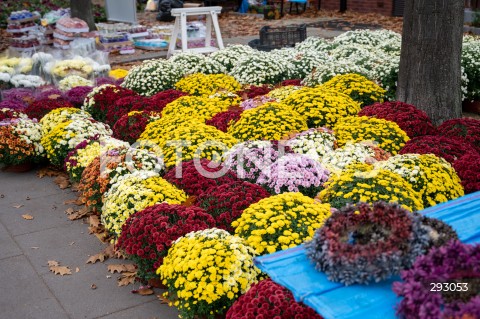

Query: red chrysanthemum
[134,89,188,113]
[237,85,273,100]
[25,98,74,120]
[205,108,243,132]
[105,95,148,126]
[453,153,480,194]
[437,118,480,153]
[86,85,137,122]
[281,79,303,86]
[112,111,153,144]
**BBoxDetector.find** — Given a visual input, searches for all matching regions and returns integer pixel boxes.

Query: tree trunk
[71,0,97,31]
[396,0,464,125]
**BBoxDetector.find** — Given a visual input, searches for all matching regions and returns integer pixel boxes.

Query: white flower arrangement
[286,128,337,161]
[462,40,480,101]
[170,52,206,75]
[286,50,330,80]
[63,118,113,150]
[12,118,45,155]
[10,74,45,88]
[302,59,369,87]
[229,52,290,85]
[320,141,380,174]
[0,72,11,83]
[332,29,401,48]
[58,75,94,91]
[209,44,255,71]
[295,37,333,53]
[49,59,94,78]
[191,57,227,75]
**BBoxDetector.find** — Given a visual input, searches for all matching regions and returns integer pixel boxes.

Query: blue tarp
[254,191,480,319]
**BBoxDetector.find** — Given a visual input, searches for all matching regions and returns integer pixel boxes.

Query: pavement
[0,169,179,319]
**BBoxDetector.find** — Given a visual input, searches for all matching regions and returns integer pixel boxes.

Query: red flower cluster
[87,85,136,122]
[163,159,239,196]
[226,278,323,319]
[113,111,152,144]
[136,89,188,113]
[0,108,25,121]
[25,98,74,120]
[195,181,270,233]
[437,118,480,153]
[358,101,436,138]
[237,85,272,100]
[399,135,477,164]
[105,95,147,126]
[281,79,303,86]
[117,203,215,281]
[453,153,480,194]
[205,109,243,132]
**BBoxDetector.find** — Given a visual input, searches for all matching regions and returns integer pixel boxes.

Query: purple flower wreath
[393,240,480,319]
[305,202,430,285]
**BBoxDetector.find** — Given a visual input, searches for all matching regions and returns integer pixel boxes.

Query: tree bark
[71,0,97,31]
[396,0,464,125]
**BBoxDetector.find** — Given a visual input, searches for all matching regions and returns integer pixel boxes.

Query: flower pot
[462,100,480,114]
[2,162,34,173]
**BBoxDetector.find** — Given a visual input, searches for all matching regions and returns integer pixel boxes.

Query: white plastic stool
[167,6,225,58]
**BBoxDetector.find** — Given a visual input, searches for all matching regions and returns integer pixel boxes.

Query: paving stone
[96,299,179,319]
[0,170,65,200]
[0,221,22,260]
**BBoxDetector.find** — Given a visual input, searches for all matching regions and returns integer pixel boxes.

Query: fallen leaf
[86,253,106,264]
[75,267,80,273]
[181,196,197,207]
[65,207,74,215]
[66,207,91,221]
[64,199,77,205]
[148,278,166,288]
[50,266,72,276]
[107,264,134,274]
[37,167,62,178]
[117,271,136,286]
[157,294,169,304]
[95,232,108,242]
[13,204,24,209]
[54,175,70,189]
[89,215,100,228]
[22,214,34,220]
[91,283,97,290]
[138,288,154,296]
[47,260,59,267]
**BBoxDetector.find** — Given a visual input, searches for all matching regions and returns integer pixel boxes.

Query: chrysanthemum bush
[286,127,337,161]
[233,192,331,255]
[102,173,187,237]
[333,116,409,155]
[161,96,229,122]
[302,59,369,87]
[283,87,361,128]
[400,135,477,164]
[0,118,44,165]
[122,59,183,96]
[453,153,480,194]
[209,44,255,72]
[227,102,308,141]
[78,147,163,212]
[358,101,436,138]
[376,154,464,208]
[191,57,227,75]
[169,53,206,75]
[239,95,277,110]
[306,202,429,286]
[205,108,243,133]
[236,84,272,99]
[104,95,150,127]
[163,159,239,196]
[266,85,303,101]
[0,108,28,121]
[64,86,93,108]
[230,52,290,85]
[317,163,424,211]
[195,181,270,233]
[208,91,242,106]
[461,40,480,101]
[319,73,386,107]
[257,153,330,197]
[437,118,480,154]
[40,107,91,136]
[116,203,216,281]
[41,117,112,167]
[157,228,261,319]
[25,98,74,120]
[113,111,159,144]
[174,73,241,97]
[225,278,323,319]
[142,89,187,113]
[82,84,137,122]
[286,50,329,80]
[393,240,480,319]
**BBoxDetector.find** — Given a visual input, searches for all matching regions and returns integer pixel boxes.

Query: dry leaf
[89,215,100,228]
[54,175,70,189]
[22,214,34,220]
[75,267,80,273]
[123,264,136,272]
[65,208,74,215]
[117,271,136,286]
[37,167,62,178]
[181,196,197,207]
[137,288,154,296]
[86,253,106,264]
[67,207,91,221]
[12,204,24,209]
[47,260,59,267]
[50,266,72,276]
[95,232,108,242]
[157,294,170,304]
[64,199,77,205]
[91,284,97,290]
[107,264,131,274]
[148,278,166,288]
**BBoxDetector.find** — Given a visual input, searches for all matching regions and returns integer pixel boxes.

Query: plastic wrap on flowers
[286,127,337,161]
[399,135,478,164]
[230,52,291,85]
[174,73,241,97]
[393,241,480,319]
[236,84,273,100]
[116,203,215,281]
[102,173,187,237]
[305,202,430,285]
[228,102,308,141]
[266,86,303,101]
[41,117,112,167]
[320,141,391,174]
[333,116,410,155]
[375,154,464,208]
[122,59,183,96]
[209,44,255,72]
[140,89,188,113]
[437,118,480,153]
[257,153,330,197]
[163,159,239,196]
[40,107,91,136]
[64,136,129,183]
[225,278,323,319]
[0,108,28,121]
[319,73,386,107]
[78,147,163,212]
[205,108,243,133]
[317,163,424,212]
[58,75,93,92]
[283,87,361,128]
[233,192,331,255]
[358,101,437,138]
[0,118,44,165]
[25,98,74,120]
[104,95,151,127]
[161,96,230,122]
[157,228,261,319]
[113,111,159,144]
[82,84,137,122]
[64,86,93,108]
[453,153,480,194]
[195,180,270,233]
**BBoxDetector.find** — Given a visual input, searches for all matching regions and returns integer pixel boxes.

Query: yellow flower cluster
[162,96,230,122]
[232,192,331,255]
[375,154,464,208]
[41,120,73,166]
[175,73,242,97]
[208,91,242,106]
[227,102,308,141]
[109,68,129,79]
[154,122,238,168]
[157,228,260,319]
[52,59,93,78]
[333,116,409,155]
[319,73,386,107]
[317,163,424,212]
[283,87,361,128]
[266,86,303,101]
[102,174,187,237]
[40,107,90,135]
